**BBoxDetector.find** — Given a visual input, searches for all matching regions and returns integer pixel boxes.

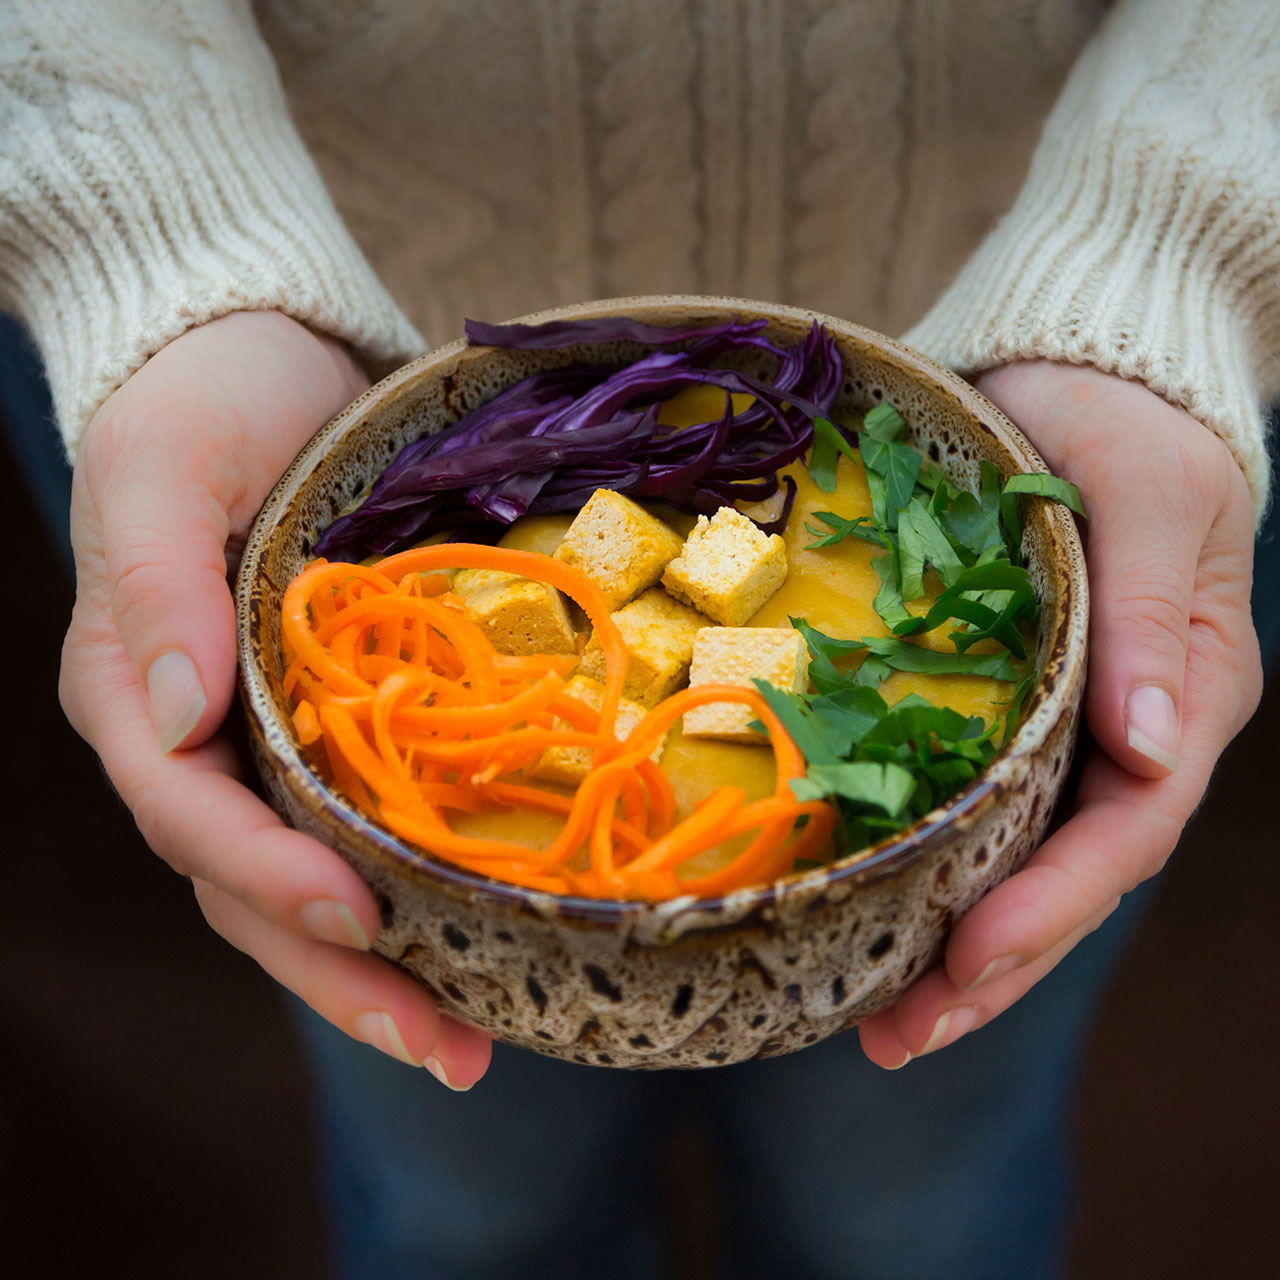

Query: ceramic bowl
[236,295,1088,1069]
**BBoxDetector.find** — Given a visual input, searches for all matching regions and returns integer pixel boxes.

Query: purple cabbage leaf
[315,316,846,560]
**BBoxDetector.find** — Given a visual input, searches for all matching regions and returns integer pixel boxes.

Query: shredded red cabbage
[314,316,844,560]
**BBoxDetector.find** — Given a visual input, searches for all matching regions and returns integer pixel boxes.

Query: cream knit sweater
[1,0,1277,511]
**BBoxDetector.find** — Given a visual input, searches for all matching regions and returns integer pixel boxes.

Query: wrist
[76,313,373,540]
[973,360,1240,499]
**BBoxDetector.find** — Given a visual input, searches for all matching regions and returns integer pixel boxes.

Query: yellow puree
[453,384,1017,859]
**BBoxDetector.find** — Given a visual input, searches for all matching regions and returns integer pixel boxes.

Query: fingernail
[885,1049,914,1071]
[1125,685,1179,773]
[299,900,371,949]
[424,1054,473,1092]
[921,1005,980,1056]
[353,1011,418,1066]
[147,651,206,753]
[968,953,1022,990]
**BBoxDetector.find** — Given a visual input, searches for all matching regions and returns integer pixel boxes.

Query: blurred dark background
[1,317,1278,1278]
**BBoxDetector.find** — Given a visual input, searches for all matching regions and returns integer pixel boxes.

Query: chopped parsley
[783,405,1083,850]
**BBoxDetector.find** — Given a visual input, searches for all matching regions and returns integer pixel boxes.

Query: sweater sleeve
[0,0,424,455]
[902,0,1280,516]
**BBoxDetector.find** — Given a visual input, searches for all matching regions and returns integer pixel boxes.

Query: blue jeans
[297,887,1151,1280]
[5,312,1277,1280]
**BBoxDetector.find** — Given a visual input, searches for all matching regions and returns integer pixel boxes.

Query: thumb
[93,426,239,753]
[1084,494,1199,779]
[78,313,371,755]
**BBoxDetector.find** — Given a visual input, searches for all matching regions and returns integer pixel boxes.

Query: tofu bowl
[236,295,1088,1069]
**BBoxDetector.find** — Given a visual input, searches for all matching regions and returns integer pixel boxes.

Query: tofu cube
[683,627,810,743]
[529,675,665,786]
[579,588,707,706]
[555,489,684,610]
[662,507,788,626]
[454,568,577,657]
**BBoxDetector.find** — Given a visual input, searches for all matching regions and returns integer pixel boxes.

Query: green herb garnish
[860,403,907,441]
[855,634,1023,682]
[807,417,861,493]
[1002,473,1084,515]
[791,761,917,820]
[862,437,922,514]
[804,512,885,549]
[789,405,1084,850]
[897,497,965,597]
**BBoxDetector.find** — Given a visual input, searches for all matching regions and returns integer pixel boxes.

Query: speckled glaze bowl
[236,295,1088,1069]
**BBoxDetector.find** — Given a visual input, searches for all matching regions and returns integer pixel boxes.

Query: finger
[79,314,370,757]
[193,879,491,1089]
[949,554,1257,995]
[859,594,1257,1068]
[859,898,1119,1069]
[81,647,384,947]
[941,752,1183,991]
[857,1005,913,1070]
[425,1016,495,1092]
[1184,462,1264,742]
[1083,445,1210,779]
[87,419,238,753]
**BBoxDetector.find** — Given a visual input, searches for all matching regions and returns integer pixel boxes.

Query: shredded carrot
[280,545,835,901]
[291,700,321,746]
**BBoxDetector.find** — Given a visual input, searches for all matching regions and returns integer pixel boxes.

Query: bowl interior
[236,294,1087,923]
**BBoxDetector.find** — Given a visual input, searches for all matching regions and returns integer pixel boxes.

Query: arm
[0,0,422,448]
[3,3,487,1085]
[904,0,1279,515]
[870,0,1277,1065]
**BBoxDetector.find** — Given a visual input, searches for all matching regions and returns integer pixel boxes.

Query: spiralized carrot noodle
[280,544,836,901]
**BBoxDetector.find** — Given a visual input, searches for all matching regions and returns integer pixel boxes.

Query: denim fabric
[295,885,1152,1280]
[0,314,72,578]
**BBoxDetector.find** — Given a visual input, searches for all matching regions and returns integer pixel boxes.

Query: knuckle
[1226,637,1264,735]
[57,656,86,740]
[107,539,230,653]
[1018,865,1111,947]
[1186,618,1264,735]
[110,552,173,616]
[80,405,180,505]
[78,404,136,482]
[128,778,195,878]
[1144,426,1241,532]
[1032,862,1106,939]
[192,878,236,937]
[108,573,177,664]
[1099,585,1188,659]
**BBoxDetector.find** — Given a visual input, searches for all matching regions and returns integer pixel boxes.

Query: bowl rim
[236,293,1088,928]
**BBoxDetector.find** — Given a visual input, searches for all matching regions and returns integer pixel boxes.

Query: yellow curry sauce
[450,384,1018,867]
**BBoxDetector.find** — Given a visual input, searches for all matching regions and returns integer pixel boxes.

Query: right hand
[60,311,491,1089]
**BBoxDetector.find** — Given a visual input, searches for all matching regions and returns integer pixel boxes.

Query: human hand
[859,360,1264,1068]
[60,312,491,1088]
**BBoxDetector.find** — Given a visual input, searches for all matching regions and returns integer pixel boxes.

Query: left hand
[60,312,493,1087]
[859,360,1264,1068]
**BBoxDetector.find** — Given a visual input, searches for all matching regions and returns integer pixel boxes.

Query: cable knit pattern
[738,0,787,303]
[905,0,1280,512]
[591,0,699,297]
[0,1,422,453]
[792,0,905,322]
[697,0,744,293]
[1,0,1276,514]
[538,0,595,305]
[888,0,953,334]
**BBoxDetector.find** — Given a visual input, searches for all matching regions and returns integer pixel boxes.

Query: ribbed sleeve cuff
[0,7,423,454]
[903,10,1280,518]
